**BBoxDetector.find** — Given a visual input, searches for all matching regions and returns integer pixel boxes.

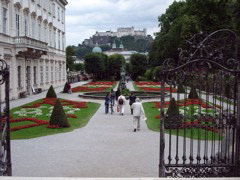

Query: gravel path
[11,81,161,177]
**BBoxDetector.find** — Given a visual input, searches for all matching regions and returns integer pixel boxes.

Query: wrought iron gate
[159,29,240,177]
[0,59,11,176]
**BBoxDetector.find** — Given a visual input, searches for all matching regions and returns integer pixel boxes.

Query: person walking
[104,92,111,114]
[132,98,145,132]
[115,88,121,102]
[110,89,116,106]
[127,92,136,115]
[117,94,126,115]
[67,83,72,94]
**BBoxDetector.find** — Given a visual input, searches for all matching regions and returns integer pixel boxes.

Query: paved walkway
[11,81,161,177]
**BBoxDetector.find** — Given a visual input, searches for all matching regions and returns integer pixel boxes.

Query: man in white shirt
[118,94,126,115]
[132,98,145,132]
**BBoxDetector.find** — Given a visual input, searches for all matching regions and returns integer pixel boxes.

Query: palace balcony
[13,36,48,59]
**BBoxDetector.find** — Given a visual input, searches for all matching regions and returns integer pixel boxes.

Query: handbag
[117,106,120,112]
[142,114,147,121]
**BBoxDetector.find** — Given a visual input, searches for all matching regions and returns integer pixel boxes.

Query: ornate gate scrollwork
[159,29,240,177]
[0,59,11,176]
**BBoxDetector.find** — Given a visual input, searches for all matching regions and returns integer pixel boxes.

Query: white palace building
[0,0,68,100]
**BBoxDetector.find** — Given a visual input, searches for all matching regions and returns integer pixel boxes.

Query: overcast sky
[65,0,175,46]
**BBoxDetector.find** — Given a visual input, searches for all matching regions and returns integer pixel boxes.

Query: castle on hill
[83,26,152,47]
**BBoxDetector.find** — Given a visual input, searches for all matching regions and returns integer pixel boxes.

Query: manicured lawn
[143,100,223,140]
[10,98,100,140]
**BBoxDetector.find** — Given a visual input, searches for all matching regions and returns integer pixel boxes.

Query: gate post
[159,71,166,177]
[235,73,240,176]
[5,66,11,176]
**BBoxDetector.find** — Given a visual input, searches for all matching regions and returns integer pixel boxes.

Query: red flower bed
[135,82,161,85]
[72,82,116,92]
[67,114,78,118]
[13,98,88,131]
[151,99,221,133]
[10,118,48,132]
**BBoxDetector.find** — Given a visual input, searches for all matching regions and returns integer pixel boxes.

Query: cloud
[66,0,175,45]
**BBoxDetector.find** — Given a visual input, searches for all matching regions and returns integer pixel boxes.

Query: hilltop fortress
[83,26,152,47]
[94,26,147,38]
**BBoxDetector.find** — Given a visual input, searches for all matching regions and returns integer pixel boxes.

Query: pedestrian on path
[127,92,136,115]
[115,88,121,101]
[110,89,116,106]
[67,83,72,94]
[117,94,126,115]
[132,98,145,132]
[104,92,111,114]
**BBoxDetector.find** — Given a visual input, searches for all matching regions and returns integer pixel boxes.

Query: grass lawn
[10,98,100,140]
[132,82,143,91]
[143,101,222,140]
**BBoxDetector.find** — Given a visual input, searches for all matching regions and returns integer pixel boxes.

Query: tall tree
[108,54,125,79]
[66,46,75,71]
[129,54,148,80]
[84,53,105,79]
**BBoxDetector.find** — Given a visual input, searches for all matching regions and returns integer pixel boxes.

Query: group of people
[105,89,145,132]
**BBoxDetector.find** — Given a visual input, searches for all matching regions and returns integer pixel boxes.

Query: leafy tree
[66,46,75,71]
[74,63,84,71]
[148,0,235,67]
[129,54,148,80]
[84,53,105,80]
[46,85,57,98]
[108,54,125,79]
[49,99,69,128]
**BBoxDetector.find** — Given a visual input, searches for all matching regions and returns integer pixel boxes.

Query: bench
[32,86,42,94]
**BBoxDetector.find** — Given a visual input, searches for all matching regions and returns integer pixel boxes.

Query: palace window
[51,66,53,81]
[32,19,35,38]
[33,66,37,84]
[2,8,7,34]
[38,23,41,40]
[58,31,60,49]
[40,66,43,83]
[53,3,56,17]
[16,13,20,36]
[24,16,28,36]
[62,33,65,50]
[55,66,57,81]
[46,66,49,82]
[17,66,21,87]
[54,30,56,48]
[58,7,60,20]
[49,29,52,47]
[44,27,47,42]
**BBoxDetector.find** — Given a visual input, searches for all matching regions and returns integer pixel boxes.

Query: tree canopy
[149,0,239,67]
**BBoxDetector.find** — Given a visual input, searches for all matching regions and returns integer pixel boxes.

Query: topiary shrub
[49,99,70,128]
[46,85,57,98]
[110,76,115,82]
[165,97,181,127]
[92,77,97,82]
[63,82,68,93]
[188,86,199,99]
[177,83,185,93]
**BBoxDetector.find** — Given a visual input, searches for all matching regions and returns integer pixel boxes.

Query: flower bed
[150,98,223,133]
[134,81,177,92]
[10,98,89,132]
[72,82,116,92]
